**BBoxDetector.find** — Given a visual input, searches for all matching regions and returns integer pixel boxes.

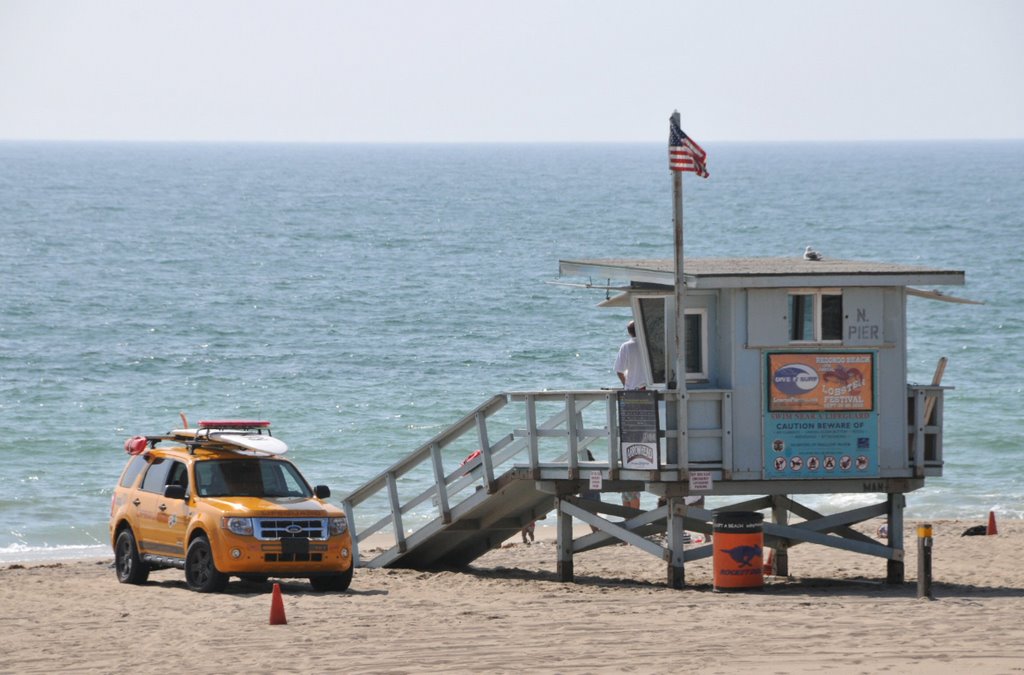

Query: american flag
[669,118,708,177]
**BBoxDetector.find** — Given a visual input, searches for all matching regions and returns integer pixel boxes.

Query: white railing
[907,384,946,475]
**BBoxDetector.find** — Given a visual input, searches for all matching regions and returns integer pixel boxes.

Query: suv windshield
[195,459,313,498]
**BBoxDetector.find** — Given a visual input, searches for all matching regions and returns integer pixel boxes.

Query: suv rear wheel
[185,535,228,593]
[114,529,150,585]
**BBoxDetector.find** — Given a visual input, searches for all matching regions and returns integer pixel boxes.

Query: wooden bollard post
[917,523,933,600]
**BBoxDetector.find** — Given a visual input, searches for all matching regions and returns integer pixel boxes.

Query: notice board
[763,352,879,479]
[617,390,659,469]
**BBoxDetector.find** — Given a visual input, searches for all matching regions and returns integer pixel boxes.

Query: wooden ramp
[363,470,552,568]
[340,391,615,570]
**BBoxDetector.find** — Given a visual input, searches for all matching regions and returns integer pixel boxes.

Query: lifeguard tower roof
[559,257,965,290]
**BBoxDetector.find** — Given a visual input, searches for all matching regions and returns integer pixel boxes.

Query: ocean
[1,140,1022,563]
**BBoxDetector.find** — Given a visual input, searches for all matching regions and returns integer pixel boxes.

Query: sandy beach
[1,518,1021,674]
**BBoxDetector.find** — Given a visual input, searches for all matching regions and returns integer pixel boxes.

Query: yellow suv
[110,420,353,593]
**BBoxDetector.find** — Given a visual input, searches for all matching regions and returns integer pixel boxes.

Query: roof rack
[197,420,271,431]
[130,420,283,456]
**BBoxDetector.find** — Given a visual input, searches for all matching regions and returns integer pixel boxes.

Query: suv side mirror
[314,485,331,499]
[164,484,187,500]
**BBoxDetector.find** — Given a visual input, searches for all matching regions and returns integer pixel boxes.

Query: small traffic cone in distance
[269,582,287,625]
[763,549,775,576]
[987,510,998,536]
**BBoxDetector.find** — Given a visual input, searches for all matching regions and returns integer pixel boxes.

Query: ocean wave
[0,543,109,565]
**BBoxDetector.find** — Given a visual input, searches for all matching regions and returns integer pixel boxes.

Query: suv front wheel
[115,528,150,585]
[309,565,353,592]
[185,535,228,593]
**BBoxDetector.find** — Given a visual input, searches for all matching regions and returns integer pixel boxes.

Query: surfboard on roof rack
[200,420,288,455]
[207,431,288,455]
[163,420,289,455]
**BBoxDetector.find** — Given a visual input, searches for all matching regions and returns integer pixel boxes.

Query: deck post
[664,392,677,469]
[565,394,579,479]
[385,471,407,553]
[525,394,540,477]
[666,496,686,588]
[605,392,619,479]
[476,411,496,492]
[342,500,360,567]
[429,442,452,524]
[911,388,928,478]
[556,497,574,582]
[886,492,906,583]
[770,495,790,576]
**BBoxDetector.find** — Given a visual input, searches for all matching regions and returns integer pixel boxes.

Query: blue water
[2,141,1022,562]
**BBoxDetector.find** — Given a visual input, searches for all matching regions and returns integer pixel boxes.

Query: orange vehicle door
[135,458,189,559]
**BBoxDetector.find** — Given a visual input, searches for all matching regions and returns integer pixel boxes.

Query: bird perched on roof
[803,245,822,261]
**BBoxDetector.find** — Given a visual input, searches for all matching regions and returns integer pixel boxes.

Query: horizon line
[1,137,1022,145]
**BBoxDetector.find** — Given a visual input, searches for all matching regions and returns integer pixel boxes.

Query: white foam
[0,543,109,565]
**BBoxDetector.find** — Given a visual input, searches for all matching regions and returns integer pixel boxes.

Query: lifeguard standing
[615,320,647,390]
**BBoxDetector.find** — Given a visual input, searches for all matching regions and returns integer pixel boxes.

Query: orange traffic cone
[269,583,287,625]
[763,548,775,576]
[987,510,998,536]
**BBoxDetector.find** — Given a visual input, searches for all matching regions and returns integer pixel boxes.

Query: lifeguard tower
[341,110,967,588]
[340,253,967,588]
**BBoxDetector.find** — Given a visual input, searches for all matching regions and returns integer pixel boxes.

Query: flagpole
[667,112,705,588]
[670,111,688,475]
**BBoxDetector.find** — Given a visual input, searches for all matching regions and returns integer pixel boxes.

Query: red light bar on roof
[198,420,271,429]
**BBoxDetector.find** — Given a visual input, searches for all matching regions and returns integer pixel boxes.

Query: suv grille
[264,552,323,563]
[254,518,328,541]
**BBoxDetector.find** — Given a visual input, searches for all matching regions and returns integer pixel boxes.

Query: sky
[0,0,1021,143]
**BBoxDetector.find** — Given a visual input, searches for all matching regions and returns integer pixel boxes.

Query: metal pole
[917,523,933,599]
[670,111,688,473]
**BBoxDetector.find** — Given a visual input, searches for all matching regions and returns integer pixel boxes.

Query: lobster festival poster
[763,353,879,479]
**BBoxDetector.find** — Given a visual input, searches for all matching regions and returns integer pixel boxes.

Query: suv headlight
[222,517,254,536]
[329,517,348,536]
